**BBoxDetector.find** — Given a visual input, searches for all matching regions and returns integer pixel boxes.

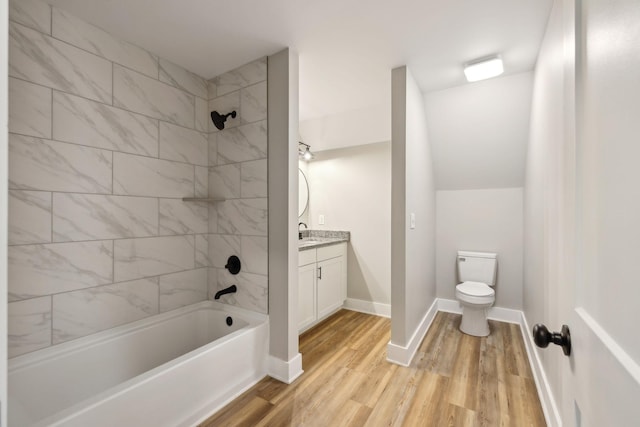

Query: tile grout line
[9,74,206,136]
[7,228,237,248]
[8,75,251,151]
[13,13,157,80]
[9,129,211,168]
[14,17,207,98]
[11,266,212,306]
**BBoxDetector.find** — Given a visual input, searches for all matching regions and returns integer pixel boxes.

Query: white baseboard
[437,298,522,324]
[520,313,561,427]
[344,298,391,318]
[386,298,438,367]
[267,353,303,384]
[437,298,461,314]
[488,306,522,324]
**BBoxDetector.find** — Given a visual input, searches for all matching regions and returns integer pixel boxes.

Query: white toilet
[455,251,497,337]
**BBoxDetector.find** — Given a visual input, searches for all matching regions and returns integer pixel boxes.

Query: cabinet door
[298,263,316,332]
[317,256,344,319]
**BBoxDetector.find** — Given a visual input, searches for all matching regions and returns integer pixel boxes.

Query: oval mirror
[298,168,309,218]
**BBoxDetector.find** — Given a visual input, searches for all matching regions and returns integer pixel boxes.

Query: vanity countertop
[298,230,350,251]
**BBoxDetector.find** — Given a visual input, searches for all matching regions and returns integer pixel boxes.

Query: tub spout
[214,285,237,300]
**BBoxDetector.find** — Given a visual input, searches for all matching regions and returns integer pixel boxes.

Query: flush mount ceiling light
[298,141,314,161]
[463,55,504,82]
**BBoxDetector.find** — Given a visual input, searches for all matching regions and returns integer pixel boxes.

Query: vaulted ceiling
[46,0,553,190]
[46,0,553,121]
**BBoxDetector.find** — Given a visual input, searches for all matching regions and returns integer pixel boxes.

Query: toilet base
[459,304,490,337]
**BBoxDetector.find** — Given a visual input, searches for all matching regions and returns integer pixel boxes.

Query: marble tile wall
[7,0,212,358]
[208,58,269,314]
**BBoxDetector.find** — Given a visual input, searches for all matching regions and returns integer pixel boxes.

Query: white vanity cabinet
[297,242,347,333]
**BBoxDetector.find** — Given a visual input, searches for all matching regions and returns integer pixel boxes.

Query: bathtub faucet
[214,285,237,300]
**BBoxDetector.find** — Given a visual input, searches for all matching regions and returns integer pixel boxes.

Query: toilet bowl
[456,281,495,336]
[456,251,498,337]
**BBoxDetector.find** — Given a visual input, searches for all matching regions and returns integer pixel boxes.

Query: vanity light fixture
[463,55,504,82]
[299,141,314,161]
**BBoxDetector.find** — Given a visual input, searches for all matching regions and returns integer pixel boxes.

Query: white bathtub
[8,301,269,427]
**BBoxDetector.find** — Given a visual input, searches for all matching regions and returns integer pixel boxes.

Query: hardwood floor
[199,310,546,426]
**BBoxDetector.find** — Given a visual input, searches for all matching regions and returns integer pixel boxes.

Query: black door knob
[533,324,571,356]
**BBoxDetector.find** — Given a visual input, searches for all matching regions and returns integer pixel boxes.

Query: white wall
[390,66,436,348]
[436,188,523,309]
[424,72,533,190]
[524,0,566,417]
[267,48,301,380]
[299,104,390,152]
[307,142,391,305]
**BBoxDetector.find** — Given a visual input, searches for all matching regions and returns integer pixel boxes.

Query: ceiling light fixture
[463,55,504,82]
[298,141,314,161]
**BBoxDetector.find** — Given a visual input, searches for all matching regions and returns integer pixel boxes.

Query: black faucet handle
[225,256,241,275]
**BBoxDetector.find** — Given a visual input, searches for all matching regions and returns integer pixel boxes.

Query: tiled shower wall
[7,0,214,357]
[207,60,269,315]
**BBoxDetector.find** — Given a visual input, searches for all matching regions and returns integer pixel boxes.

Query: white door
[555,0,640,425]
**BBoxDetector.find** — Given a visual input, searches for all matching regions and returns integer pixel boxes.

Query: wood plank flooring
[199,310,546,426]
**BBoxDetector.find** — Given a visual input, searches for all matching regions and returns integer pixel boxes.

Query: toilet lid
[457,281,494,297]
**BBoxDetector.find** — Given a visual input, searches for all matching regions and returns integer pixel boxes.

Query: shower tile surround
[207,58,269,315]
[7,0,269,358]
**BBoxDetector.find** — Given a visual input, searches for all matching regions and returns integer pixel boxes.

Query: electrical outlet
[410,213,416,229]
[319,214,325,225]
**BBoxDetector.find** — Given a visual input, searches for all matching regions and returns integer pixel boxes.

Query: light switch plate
[319,214,325,225]
[410,213,416,229]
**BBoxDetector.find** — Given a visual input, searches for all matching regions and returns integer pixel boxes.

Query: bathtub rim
[9,301,268,426]
[9,300,265,372]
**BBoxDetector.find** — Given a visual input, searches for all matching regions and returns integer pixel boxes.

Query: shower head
[210,110,237,130]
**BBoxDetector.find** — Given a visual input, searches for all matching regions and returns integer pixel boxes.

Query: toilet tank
[457,251,497,286]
